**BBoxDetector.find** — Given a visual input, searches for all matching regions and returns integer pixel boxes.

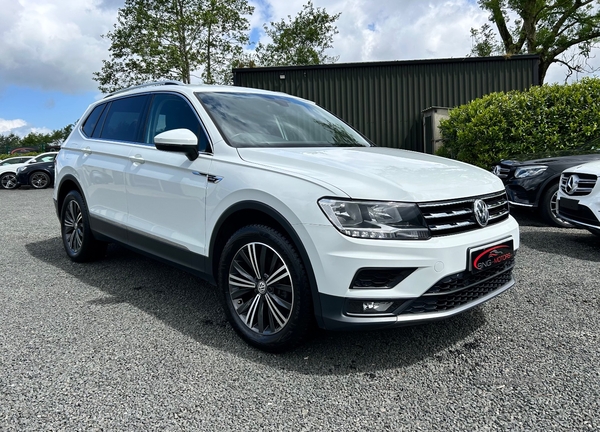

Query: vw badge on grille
[565,174,580,195]
[473,199,490,227]
[492,165,501,176]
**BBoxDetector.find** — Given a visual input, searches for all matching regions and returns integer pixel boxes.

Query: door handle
[83,146,92,155]
[129,155,145,164]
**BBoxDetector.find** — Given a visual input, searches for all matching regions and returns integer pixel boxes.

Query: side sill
[89,215,215,285]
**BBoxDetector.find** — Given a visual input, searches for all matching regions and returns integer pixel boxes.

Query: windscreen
[196,92,371,148]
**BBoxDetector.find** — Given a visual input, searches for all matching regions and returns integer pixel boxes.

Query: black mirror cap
[154,142,198,161]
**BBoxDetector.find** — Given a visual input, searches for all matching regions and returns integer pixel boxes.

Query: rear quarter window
[82,104,107,138]
[98,95,150,143]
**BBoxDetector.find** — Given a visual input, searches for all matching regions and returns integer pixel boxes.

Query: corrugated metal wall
[233,55,539,151]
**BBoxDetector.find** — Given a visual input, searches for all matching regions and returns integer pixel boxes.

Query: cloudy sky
[0,0,597,137]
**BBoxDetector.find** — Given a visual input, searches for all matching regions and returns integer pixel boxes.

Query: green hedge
[438,78,600,169]
[0,152,40,161]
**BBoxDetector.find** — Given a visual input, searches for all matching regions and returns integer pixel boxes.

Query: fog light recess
[345,299,404,316]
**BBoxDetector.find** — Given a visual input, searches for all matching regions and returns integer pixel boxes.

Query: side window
[145,93,209,152]
[99,95,150,143]
[81,103,107,138]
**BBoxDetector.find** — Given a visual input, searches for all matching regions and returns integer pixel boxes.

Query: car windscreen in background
[195,92,371,148]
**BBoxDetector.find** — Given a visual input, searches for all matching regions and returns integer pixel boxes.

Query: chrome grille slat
[425,209,472,219]
[560,173,598,196]
[419,191,510,236]
[428,221,476,231]
[489,210,510,220]
[493,165,510,179]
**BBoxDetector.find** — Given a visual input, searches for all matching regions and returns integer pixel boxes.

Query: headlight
[16,167,27,173]
[318,199,430,240]
[514,165,547,178]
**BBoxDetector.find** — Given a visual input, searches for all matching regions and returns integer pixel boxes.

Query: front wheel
[0,172,20,190]
[60,190,107,262]
[218,225,313,352]
[30,171,51,189]
[540,183,573,228]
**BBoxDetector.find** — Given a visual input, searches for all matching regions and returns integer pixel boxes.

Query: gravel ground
[0,188,598,431]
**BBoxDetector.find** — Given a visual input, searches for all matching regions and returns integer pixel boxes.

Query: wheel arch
[209,201,324,328]
[56,174,85,216]
[535,174,561,208]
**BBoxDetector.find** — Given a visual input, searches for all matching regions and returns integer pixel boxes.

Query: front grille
[418,191,510,236]
[493,165,510,179]
[399,259,515,314]
[560,173,597,196]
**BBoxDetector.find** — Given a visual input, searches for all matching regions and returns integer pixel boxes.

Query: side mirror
[154,128,199,161]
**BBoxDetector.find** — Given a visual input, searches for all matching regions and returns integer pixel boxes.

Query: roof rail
[104,80,185,98]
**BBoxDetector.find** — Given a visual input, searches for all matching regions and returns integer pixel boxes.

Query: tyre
[60,190,107,262]
[29,171,51,189]
[0,172,20,190]
[540,183,573,228]
[218,225,313,352]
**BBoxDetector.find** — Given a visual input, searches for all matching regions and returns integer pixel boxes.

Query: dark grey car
[493,151,600,227]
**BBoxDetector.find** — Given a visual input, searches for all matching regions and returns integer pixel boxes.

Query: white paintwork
[154,128,198,146]
[557,160,600,228]
[237,146,503,202]
[55,83,520,329]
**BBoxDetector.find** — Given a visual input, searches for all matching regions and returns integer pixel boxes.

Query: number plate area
[468,239,514,273]
[558,197,579,211]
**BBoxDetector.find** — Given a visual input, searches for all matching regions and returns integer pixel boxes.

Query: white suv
[558,160,600,236]
[54,81,520,351]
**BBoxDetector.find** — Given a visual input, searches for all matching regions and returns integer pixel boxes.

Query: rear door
[77,95,150,241]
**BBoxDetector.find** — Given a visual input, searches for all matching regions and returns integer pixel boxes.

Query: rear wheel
[30,171,50,189]
[60,190,107,262]
[540,183,573,228]
[218,225,313,352]
[0,172,20,190]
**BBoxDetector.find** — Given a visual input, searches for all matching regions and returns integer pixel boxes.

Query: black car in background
[15,153,57,189]
[493,150,600,227]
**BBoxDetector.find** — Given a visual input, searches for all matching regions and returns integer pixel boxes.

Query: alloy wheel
[63,200,84,254]
[1,173,18,189]
[30,172,49,189]
[228,242,294,335]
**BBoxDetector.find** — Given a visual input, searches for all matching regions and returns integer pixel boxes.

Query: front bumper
[319,258,515,330]
[505,182,540,208]
[300,217,520,330]
[558,194,600,233]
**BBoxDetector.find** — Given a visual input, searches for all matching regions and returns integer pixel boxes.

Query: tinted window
[196,92,370,148]
[82,103,106,138]
[146,93,208,151]
[99,95,150,143]
[1,158,29,166]
[32,154,57,163]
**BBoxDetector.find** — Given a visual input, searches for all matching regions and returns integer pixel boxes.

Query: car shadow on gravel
[27,237,489,376]
[519,228,600,261]
[510,208,548,227]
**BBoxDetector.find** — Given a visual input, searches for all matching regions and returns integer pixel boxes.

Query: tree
[0,123,75,154]
[93,0,253,93]
[0,133,21,154]
[255,1,341,67]
[470,0,600,83]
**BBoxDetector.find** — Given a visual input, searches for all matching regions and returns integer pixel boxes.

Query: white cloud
[0,118,51,137]
[0,0,598,94]
[0,118,27,134]
[0,0,117,93]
